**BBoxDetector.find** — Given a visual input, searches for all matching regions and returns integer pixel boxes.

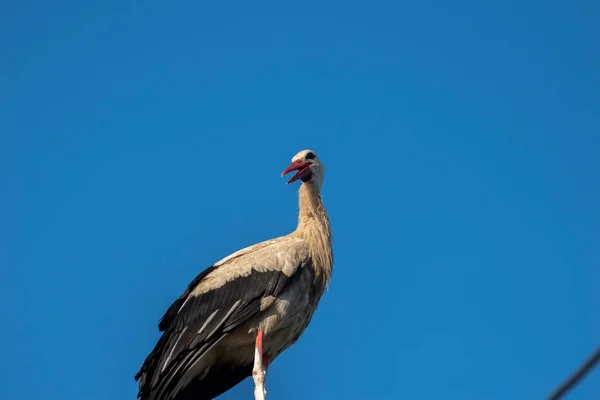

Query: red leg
[256,329,264,355]
[256,330,270,370]
[253,329,267,399]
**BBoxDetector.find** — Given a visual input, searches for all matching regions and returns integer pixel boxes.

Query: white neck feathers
[292,183,333,284]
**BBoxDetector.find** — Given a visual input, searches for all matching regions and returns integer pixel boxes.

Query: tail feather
[168,362,252,400]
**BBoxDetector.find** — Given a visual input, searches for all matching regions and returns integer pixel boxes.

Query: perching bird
[135,149,333,400]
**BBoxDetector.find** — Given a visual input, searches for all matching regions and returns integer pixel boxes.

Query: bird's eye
[305,152,316,160]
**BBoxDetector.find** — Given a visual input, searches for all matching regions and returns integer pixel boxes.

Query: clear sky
[1,1,598,399]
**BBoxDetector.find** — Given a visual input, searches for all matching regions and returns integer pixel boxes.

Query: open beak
[281,160,312,184]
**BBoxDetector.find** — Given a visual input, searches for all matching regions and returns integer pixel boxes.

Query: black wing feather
[158,266,217,332]
[136,265,303,400]
[169,363,252,400]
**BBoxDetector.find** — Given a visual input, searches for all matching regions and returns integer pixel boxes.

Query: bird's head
[281,149,325,189]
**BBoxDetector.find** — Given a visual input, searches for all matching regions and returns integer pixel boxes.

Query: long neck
[292,183,333,284]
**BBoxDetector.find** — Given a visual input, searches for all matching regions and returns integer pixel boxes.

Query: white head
[281,149,325,190]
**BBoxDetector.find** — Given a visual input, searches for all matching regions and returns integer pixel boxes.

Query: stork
[135,149,333,400]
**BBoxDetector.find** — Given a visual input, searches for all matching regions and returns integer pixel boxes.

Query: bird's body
[135,150,333,400]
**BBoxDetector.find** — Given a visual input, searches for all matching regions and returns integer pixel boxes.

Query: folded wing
[135,237,309,400]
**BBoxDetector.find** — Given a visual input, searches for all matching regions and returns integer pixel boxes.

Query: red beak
[281,160,312,184]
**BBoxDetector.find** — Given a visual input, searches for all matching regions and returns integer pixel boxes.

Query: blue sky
[1,1,599,399]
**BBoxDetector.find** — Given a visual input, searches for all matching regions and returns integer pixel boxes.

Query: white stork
[135,149,333,400]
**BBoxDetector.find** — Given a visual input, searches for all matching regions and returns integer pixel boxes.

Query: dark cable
[547,345,600,400]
